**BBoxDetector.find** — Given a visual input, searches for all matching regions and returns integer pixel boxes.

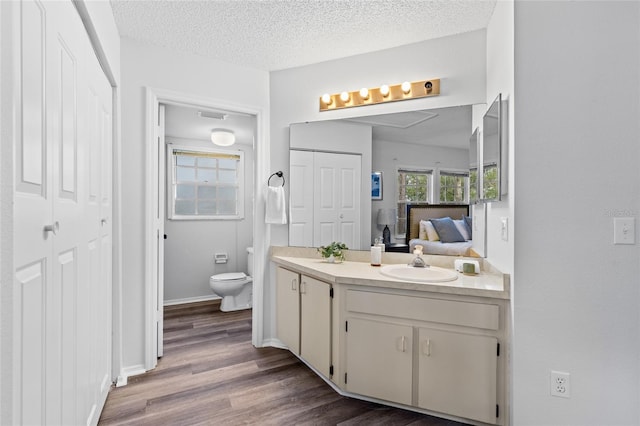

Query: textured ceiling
[110,0,497,71]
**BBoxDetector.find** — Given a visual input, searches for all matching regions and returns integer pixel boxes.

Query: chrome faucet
[409,245,428,268]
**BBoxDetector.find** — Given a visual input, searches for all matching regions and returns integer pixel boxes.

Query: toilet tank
[247,247,253,276]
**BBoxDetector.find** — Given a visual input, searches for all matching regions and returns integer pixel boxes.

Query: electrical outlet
[550,370,571,398]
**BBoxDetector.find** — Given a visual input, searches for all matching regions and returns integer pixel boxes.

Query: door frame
[144,87,269,370]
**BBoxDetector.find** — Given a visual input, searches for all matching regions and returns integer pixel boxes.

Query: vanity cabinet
[344,288,502,425]
[275,267,333,378]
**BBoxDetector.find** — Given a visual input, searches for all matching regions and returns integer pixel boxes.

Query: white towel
[265,186,287,224]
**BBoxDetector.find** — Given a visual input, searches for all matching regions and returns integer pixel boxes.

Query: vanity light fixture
[211,129,235,146]
[319,78,440,111]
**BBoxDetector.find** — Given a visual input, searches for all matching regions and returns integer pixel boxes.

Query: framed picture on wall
[371,172,382,200]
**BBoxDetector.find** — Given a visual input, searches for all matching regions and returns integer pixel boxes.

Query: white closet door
[289,150,314,247]
[13,1,113,424]
[314,152,361,249]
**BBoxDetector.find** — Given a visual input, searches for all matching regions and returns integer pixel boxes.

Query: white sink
[380,264,458,283]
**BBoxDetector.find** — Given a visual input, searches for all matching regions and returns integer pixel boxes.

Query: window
[396,168,433,236]
[469,168,478,203]
[439,171,469,203]
[168,146,244,220]
[482,163,499,200]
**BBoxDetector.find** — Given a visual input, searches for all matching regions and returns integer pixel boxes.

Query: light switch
[614,217,635,245]
[500,217,508,241]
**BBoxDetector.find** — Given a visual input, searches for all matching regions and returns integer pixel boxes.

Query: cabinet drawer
[346,290,499,331]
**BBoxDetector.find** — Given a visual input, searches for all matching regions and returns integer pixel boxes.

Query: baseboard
[259,337,287,349]
[164,294,221,306]
[117,364,147,387]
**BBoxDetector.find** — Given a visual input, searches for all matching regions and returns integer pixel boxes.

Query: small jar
[370,246,382,266]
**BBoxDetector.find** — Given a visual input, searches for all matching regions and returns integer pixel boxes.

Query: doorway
[144,88,269,370]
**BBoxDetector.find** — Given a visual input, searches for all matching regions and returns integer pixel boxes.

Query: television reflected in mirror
[469,127,479,204]
[482,94,501,201]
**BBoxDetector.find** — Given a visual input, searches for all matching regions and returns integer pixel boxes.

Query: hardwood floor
[99,300,468,426]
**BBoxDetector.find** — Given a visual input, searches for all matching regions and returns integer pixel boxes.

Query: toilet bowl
[209,247,253,312]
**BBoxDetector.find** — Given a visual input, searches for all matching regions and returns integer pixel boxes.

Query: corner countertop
[270,247,510,300]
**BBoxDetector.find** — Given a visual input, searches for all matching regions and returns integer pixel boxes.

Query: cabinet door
[276,268,300,353]
[345,318,413,405]
[300,276,332,377]
[418,328,497,424]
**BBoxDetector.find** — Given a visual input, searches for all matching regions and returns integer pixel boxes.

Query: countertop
[271,247,510,300]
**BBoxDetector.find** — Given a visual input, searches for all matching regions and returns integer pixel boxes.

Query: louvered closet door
[13,1,113,424]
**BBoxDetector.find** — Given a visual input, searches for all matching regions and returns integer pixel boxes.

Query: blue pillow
[463,215,473,239]
[430,217,466,243]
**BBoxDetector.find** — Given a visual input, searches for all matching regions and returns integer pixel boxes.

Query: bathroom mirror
[481,94,501,202]
[288,104,487,257]
[469,127,479,204]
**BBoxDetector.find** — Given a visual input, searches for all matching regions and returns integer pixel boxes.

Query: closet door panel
[289,150,314,246]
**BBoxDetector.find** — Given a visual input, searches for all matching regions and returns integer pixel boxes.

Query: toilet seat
[211,272,247,282]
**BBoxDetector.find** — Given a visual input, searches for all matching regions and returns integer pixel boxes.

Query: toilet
[209,247,253,312]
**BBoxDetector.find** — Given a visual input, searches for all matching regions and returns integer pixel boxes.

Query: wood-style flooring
[98,300,468,426]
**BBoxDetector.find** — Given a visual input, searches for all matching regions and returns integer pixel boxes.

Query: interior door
[314,152,361,249]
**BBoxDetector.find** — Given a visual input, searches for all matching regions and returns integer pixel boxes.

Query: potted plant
[317,242,348,263]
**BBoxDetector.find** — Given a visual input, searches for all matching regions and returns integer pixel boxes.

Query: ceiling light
[211,129,235,146]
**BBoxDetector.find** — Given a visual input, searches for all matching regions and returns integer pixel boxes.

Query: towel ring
[268,171,285,187]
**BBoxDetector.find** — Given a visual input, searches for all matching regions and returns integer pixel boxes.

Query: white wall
[372,140,468,244]
[163,137,254,304]
[513,2,640,424]
[484,0,514,275]
[120,39,269,371]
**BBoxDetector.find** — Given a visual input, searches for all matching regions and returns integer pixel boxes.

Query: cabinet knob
[291,278,297,291]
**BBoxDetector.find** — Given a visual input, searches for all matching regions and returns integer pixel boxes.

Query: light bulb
[359,87,369,99]
[340,91,350,102]
[321,93,332,105]
[401,81,411,94]
[380,84,390,97]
